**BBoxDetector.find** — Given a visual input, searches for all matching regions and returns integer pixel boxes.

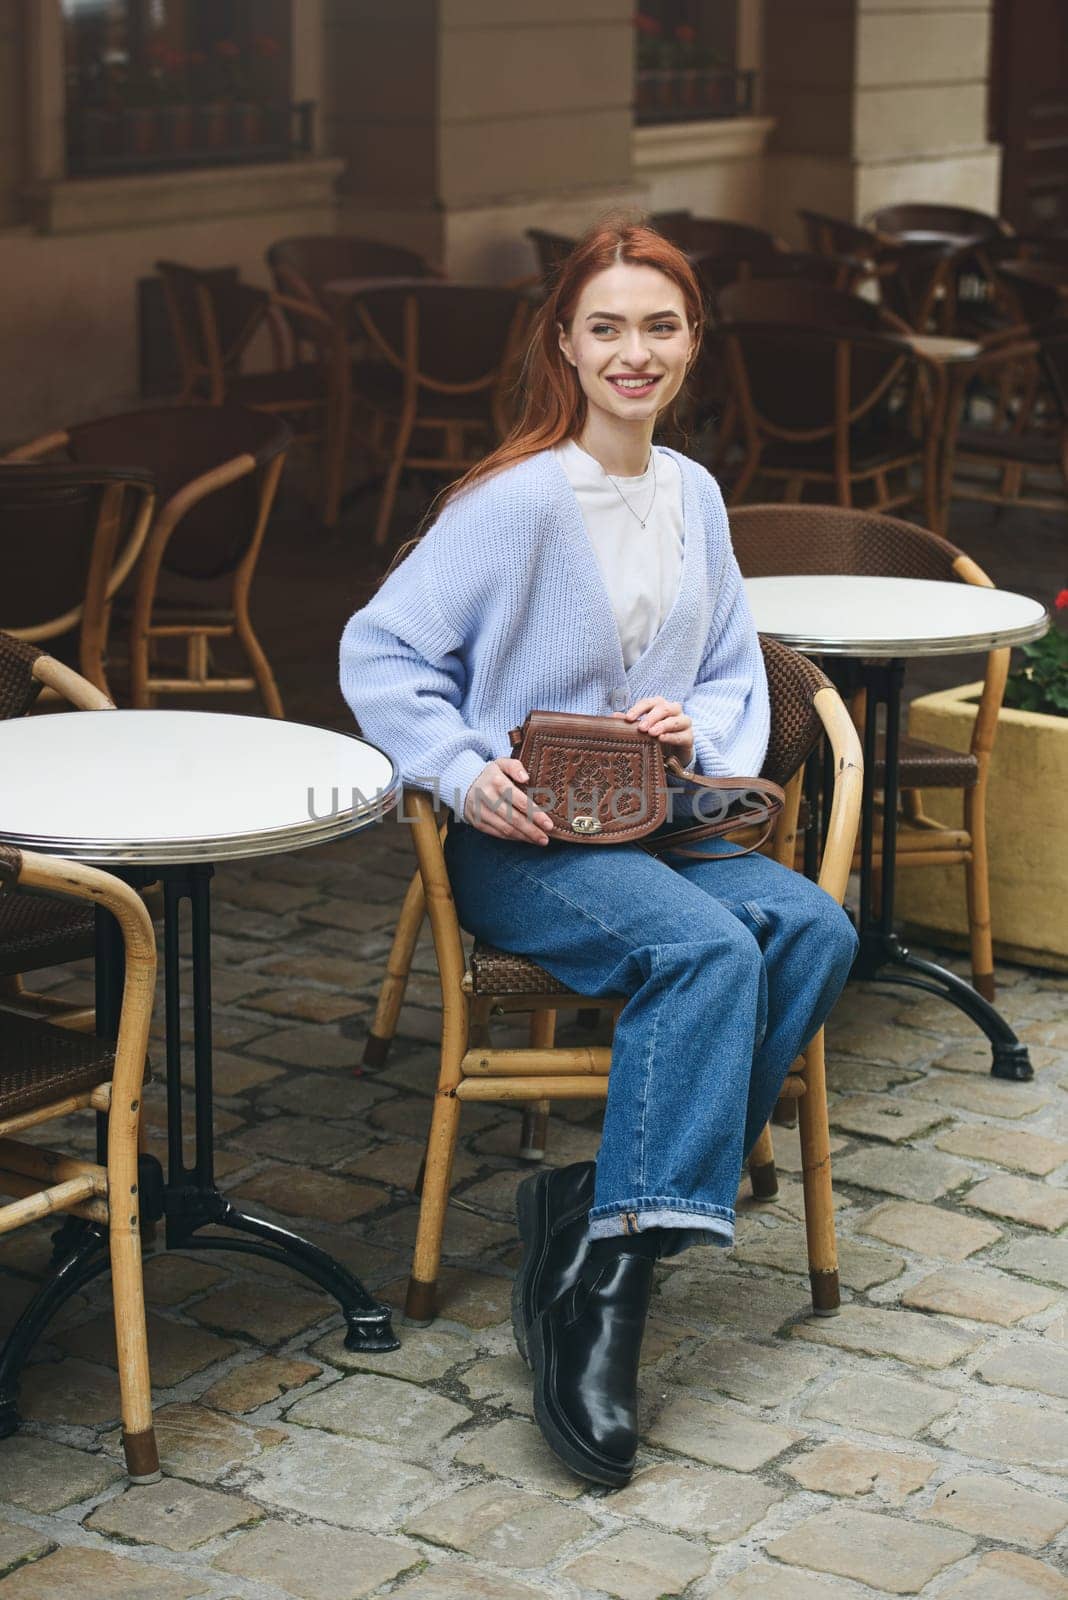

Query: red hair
[445,218,703,503]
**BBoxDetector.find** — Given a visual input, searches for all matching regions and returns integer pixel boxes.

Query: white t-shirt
[555,438,684,670]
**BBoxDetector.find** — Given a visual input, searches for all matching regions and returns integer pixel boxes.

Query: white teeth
[611,378,656,389]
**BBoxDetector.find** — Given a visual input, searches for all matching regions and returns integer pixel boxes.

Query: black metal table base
[820,657,1033,1083]
[0,859,397,1430]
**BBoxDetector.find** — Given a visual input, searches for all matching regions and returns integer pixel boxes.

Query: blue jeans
[444,822,858,1254]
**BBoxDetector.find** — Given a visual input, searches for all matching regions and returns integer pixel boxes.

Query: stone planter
[897,681,1068,970]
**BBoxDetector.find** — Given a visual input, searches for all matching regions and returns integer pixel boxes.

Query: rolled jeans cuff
[587,1200,734,1253]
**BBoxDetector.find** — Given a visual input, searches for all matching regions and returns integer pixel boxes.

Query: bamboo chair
[0,463,156,699]
[0,635,111,1026]
[267,234,437,311]
[10,407,291,717]
[943,320,1068,516]
[716,317,944,529]
[731,504,1008,1000]
[365,639,863,1324]
[346,284,531,545]
[155,261,351,525]
[0,845,158,1481]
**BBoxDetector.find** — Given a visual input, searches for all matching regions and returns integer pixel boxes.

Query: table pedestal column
[828,659,1033,1082]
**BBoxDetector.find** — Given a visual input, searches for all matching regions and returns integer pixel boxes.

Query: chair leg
[108,1141,160,1481]
[364,868,427,1067]
[518,1011,555,1161]
[963,791,996,1001]
[233,613,284,720]
[797,1030,840,1317]
[373,409,415,547]
[405,1091,462,1325]
[747,1122,778,1199]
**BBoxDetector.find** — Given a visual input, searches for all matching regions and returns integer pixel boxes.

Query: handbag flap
[509,711,668,843]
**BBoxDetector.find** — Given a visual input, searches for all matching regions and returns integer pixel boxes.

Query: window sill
[633,116,776,170]
[23,155,345,236]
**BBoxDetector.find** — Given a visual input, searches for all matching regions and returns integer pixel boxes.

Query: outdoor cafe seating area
[0,203,1066,1598]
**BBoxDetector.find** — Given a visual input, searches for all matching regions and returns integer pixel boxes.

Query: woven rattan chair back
[716,278,892,332]
[729,503,961,582]
[799,210,881,259]
[654,215,782,261]
[724,321,910,437]
[65,407,289,582]
[0,634,46,719]
[865,203,1010,243]
[0,463,156,695]
[354,283,528,393]
[156,261,270,401]
[759,634,831,789]
[267,235,433,308]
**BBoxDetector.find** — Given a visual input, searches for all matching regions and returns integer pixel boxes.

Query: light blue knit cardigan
[339,447,770,814]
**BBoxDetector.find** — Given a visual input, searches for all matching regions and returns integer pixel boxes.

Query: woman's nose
[621,335,651,367]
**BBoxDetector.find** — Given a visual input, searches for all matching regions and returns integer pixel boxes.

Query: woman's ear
[558,321,576,367]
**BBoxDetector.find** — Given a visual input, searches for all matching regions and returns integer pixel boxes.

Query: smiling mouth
[605,374,662,396]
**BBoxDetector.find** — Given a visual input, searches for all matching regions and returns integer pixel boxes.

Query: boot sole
[511,1169,550,1367]
[527,1308,635,1489]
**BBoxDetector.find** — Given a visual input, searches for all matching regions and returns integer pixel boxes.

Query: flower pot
[896,681,1068,970]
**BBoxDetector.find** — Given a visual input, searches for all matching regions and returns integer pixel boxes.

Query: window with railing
[62,0,311,177]
[634,2,755,126]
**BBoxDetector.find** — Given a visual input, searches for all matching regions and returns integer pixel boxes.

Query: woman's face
[558,261,695,429]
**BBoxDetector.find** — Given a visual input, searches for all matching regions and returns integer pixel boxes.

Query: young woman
[340,221,858,1488]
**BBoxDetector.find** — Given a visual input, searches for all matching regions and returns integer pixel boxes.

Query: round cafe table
[745,575,1049,1080]
[0,710,402,1395]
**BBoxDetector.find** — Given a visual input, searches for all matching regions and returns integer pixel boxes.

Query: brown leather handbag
[508,710,785,859]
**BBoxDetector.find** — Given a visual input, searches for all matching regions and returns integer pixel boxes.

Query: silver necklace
[604,451,657,530]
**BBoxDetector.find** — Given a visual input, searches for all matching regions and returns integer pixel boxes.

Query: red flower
[214,39,241,58]
[675,23,698,44]
[254,34,282,58]
[1056,588,1068,611]
[633,14,662,36]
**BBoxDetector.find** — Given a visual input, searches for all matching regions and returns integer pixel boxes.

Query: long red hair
[444,218,703,504]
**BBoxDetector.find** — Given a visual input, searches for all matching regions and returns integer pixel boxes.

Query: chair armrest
[813,685,863,906]
[1,432,69,463]
[32,654,114,710]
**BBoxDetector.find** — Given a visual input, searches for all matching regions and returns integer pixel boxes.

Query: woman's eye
[591,324,617,336]
[652,322,680,334]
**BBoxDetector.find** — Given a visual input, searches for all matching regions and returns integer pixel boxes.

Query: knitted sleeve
[338,514,494,816]
[682,473,771,777]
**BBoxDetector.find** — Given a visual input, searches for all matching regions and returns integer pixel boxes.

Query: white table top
[745,575,1049,658]
[0,711,399,865]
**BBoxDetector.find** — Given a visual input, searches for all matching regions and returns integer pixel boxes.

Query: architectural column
[324,0,642,278]
[763,0,1001,239]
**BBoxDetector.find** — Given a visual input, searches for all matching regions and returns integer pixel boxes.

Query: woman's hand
[614,696,695,767]
[464,758,555,844]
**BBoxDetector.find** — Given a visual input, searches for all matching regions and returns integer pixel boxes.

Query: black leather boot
[528,1235,657,1488]
[512,1160,595,1365]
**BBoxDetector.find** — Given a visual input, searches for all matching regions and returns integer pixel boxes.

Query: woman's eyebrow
[584,309,682,322]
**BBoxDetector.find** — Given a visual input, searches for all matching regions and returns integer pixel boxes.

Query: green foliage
[1003,623,1068,718]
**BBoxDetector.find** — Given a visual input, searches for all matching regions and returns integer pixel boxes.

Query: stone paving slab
[5,699,1067,1600]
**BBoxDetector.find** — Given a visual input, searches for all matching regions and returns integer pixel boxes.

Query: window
[62,0,309,177]
[634,3,754,126]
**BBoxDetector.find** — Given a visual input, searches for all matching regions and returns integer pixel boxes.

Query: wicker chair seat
[0,1009,114,1119]
[468,940,576,997]
[875,735,979,790]
[0,893,96,979]
[954,426,1060,466]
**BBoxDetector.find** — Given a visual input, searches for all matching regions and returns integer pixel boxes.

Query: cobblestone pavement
[1,489,1065,1596]
[0,813,1065,1600]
